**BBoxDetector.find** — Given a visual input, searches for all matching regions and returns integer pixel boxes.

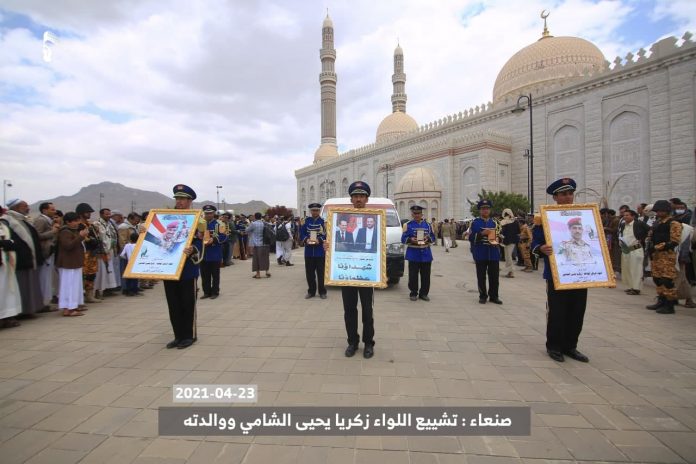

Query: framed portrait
[324,208,387,288]
[540,203,616,290]
[123,209,202,280]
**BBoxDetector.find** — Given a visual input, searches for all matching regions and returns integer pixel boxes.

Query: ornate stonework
[297,15,696,218]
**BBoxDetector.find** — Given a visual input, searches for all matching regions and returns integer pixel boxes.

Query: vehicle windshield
[321,204,400,227]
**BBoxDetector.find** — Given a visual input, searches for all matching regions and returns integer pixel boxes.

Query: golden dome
[396,167,441,194]
[313,143,338,162]
[493,35,606,103]
[376,111,418,143]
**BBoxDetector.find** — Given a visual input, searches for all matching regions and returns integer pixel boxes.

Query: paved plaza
[1,245,696,463]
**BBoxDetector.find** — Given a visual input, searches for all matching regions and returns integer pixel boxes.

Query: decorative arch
[309,185,315,202]
[602,106,650,208]
[300,188,306,208]
[430,200,439,220]
[341,178,348,196]
[549,121,584,185]
[461,166,479,216]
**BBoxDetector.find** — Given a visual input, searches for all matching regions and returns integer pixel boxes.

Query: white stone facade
[296,31,696,219]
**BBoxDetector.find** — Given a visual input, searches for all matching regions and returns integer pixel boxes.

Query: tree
[468,189,530,217]
[266,205,293,218]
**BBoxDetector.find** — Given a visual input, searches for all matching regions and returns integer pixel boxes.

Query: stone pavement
[1,245,696,464]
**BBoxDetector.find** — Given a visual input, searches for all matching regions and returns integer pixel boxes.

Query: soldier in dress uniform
[645,200,683,314]
[325,181,376,359]
[164,184,203,349]
[531,177,589,363]
[200,204,227,300]
[401,205,436,301]
[468,199,503,304]
[301,202,327,299]
[558,217,596,265]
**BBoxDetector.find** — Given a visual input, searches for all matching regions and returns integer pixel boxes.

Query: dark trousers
[305,256,326,296]
[342,287,374,347]
[546,280,587,352]
[475,260,499,299]
[408,260,431,296]
[200,261,220,296]
[164,278,197,341]
[222,241,232,265]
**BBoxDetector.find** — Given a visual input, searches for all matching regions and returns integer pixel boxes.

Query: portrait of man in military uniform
[558,217,596,265]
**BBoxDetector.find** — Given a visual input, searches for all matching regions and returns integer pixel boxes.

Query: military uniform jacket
[203,219,227,262]
[401,220,435,262]
[300,216,326,258]
[531,224,553,280]
[180,237,202,280]
[468,218,501,262]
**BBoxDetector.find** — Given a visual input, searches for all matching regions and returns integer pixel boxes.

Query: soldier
[164,184,203,349]
[301,203,327,299]
[401,205,436,301]
[200,204,227,299]
[532,177,589,363]
[645,200,682,314]
[558,217,595,265]
[325,181,376,359]
[468,199,502,304]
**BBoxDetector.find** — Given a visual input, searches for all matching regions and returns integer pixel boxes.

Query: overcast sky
[1,0,694,208]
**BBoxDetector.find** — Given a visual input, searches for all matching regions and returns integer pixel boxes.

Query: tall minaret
[391,43,407,113]
[314,13,339,163]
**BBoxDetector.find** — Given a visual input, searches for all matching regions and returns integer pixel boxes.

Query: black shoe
[277,258,283,265]
[563,349,589,362]
[345,344,358,357]
[210,294,218,300]
[319,293,327,299]
[305,293,315,299]
[410,294,418,301]
[479,298,487,304]
[547,350,564,362]
[419,295,430,301]
[646,296,665,310]
[489,298,503,304]
[177,339,195,349]
[656,302,676,314]
[363,345,374,359]
[286,262,294,266]
[200,294,210,299]
[166,339,180,349]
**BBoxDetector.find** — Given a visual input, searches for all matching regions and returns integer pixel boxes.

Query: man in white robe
[0,209,22,327]
[94,208,117,296]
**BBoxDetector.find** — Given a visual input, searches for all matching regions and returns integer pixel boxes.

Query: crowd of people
[1,182,694,364]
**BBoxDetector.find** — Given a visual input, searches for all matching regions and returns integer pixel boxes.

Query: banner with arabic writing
[325,208,387,288]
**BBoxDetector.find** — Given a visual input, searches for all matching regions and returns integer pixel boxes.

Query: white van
[321,197,405,285]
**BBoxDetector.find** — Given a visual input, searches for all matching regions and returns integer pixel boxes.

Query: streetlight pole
[216,185,222,211]
[512,94,533,214]
[3,180,12,207]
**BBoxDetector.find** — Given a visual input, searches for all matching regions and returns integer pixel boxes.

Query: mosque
[295,13,696,219]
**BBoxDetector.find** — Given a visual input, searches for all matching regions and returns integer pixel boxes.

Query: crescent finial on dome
[540,10,551,39]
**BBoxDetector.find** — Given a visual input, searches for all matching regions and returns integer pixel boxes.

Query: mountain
[28,182,272,217]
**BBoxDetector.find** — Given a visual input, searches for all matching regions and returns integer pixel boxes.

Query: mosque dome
[493,34,606,103]
[376,111,418,144]
[313,143,338,163]
[396,167,441,194]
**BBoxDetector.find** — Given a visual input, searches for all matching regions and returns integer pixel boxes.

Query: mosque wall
[297,34,696,218]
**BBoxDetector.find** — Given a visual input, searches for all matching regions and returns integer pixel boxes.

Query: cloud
[0,0,690,207]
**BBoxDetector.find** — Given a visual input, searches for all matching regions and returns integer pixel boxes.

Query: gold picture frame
[324,207,387,288]
[540,203,616,290]
[123,209,202,281]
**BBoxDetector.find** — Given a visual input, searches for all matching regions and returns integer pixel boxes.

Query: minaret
[314,13,339,163]
[391,43,407,113]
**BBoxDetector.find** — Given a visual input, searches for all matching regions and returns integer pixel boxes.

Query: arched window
[300,188,306,208]
[341,178,348,196]
[430,200,439,221]
[608,112,642,207]
[309,186,315,202]
[462,167,479,216]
